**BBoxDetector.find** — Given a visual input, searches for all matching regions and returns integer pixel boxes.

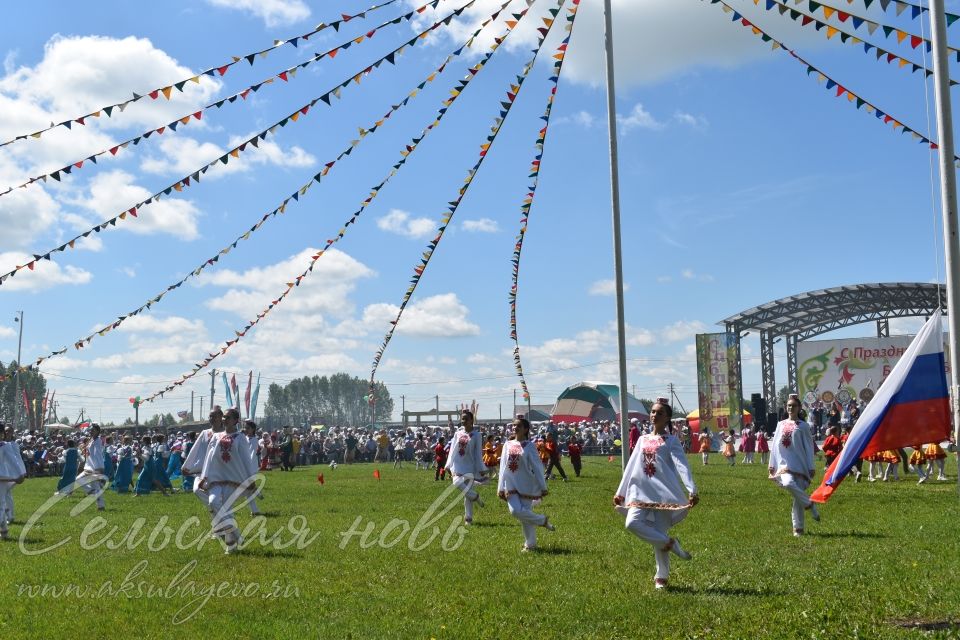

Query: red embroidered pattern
[506,442,523,473]
[641,436,663,478]
[457,434,469,457]
[219,435,233,463]
[781,422,796,448]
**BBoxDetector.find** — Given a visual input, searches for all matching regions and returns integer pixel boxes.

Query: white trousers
[78,475,106,509]
[452,475,480,522]
[625,507,673,580]
[506,494,546,548]
[207,484,241,544]
[0,483,12,533]
[777,473,811,530]
[0,481,14,525]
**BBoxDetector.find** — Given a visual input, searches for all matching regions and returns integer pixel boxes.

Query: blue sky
[1,0,957,424]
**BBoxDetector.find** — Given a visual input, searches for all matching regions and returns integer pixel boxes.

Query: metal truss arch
[718,282,945,413]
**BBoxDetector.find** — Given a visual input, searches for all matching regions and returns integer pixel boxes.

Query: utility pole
[513,389,517,418]
[499,403,502,423]
[435,395,439,426]
[13,311,23,430]
[190,390,195,421]
[209,369,216,412]
[199,397,205,421]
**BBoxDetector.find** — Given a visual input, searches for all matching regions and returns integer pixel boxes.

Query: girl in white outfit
[769,394,820,536]
[497,418,555,552]
[614,399,698,590]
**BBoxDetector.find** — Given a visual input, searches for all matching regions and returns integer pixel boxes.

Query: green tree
[0,361,47,428]
[264,373,394,427]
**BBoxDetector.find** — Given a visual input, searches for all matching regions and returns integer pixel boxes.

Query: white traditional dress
[0,440,27,535]
[244,433,262,515]
[199,430,258,551]
[614,432,697,584]
[768,418,817,534]
[181,427,217,505]
[444,429,486,523]
[77,436,106,509]
[497,439,550,549]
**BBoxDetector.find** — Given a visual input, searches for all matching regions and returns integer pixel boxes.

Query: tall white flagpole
[928,0,960,468]
[601,0,631,469]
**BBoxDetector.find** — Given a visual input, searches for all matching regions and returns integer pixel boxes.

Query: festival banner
[0,0,476,287]
[0,0,403,150]
[695,333,743,432]
[250,373,261,421]
[510,2,581,403]
[759,0,958,84]
[28,0,518,373]
[797,333,950,408]
[706,0,960,166]
[0,0,452,199]
[369,0,573,388]
[141,0,530,402]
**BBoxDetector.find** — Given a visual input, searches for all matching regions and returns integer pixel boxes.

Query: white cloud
[81,170,201,240]
[462,218,499,233]
[0,168,61,250]
[680,268,715,282]
[362,293,481,337]
[116,315,206,335]
[0,251,92,292]
[0,326,15,338]
[556,110,596,128]
[673,111,708,129]
[376,209,436,239]
[199,247,375,320]
[206,0,310,27]
[656,275,672,283]
[889,317,925,336]
[141,135,315,178]
[589,279,629,296]
[416,0,824,88]
[618,103,664,132]
[661,320,707,342]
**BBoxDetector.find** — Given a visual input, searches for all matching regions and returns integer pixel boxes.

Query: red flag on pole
[317,473,324,485]
[244,370,253,416]
[373,469,381,480]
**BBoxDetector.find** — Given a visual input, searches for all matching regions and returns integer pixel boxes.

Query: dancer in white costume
[614,399,698,590]
[497,417,555,551]
[0,425,27,539]
[76,424,106,511]
[243,420,262,516]
[769,394,820,536]
[181,406,224,507]
[444,408,487,525]
[198,408,258,553]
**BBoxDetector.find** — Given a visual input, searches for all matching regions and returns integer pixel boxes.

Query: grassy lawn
[1,454,958,639]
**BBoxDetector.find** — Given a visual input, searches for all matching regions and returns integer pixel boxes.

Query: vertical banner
[695,333,743,432]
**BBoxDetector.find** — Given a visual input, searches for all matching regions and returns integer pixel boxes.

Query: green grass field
[1,454,959,639]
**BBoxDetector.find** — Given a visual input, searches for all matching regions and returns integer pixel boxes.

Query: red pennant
[217,65,229,76]
[373,469,381,480]
[317,473,325,485]
[911,35,922,49]
[149,90,159,99]
[278,71,288,82]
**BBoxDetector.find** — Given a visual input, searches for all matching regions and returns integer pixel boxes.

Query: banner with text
[695,333,742,432]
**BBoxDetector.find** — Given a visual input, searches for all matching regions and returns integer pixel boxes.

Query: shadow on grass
[529,547,575,556]
[238,547,302,558]
[669,585,786,597]
[813,530,886,539]
[469,522,509,528]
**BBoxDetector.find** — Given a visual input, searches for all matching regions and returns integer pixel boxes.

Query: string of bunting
[761,0,958,84]
[27,0,519,371]
[510,1,579,403]
[0,0,402,150]
[137,1,535,402]
[759,0,960,60]
[1,0,451,198]
[369,0,575,393]
[794,0,960,27]
[0,0,478,288]
[708,0,960,166]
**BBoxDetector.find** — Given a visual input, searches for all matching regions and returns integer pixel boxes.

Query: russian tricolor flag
[811,310,951,503]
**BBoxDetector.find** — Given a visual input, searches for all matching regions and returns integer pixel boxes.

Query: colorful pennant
[138,1,533,403]
[707,0,960,165]
[787,0,960,31]
[759,0,960,63]
[0,0,478,289]
[0,0,448,198]
[28,0,517,371]
[368,0,571,391]
[0,0,402,150]
[510,2,580,403]
[761,0,957,85]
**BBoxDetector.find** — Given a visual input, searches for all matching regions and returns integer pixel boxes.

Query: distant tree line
[264,373,393,428]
